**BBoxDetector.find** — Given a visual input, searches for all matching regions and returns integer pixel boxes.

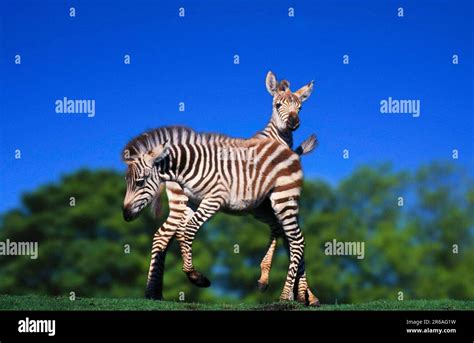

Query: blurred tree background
[0,163,473,304]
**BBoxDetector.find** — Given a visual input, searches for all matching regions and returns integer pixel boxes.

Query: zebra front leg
[174,234,211,288]
[177,195,223,288]
[146,182,191,298]
[293,258,320,306]
[269,193,305,301]
[145,249,168,300]
[297,272,320,307]
[281,235,320,306]
[145,222,177,299]
[280,230,305,301]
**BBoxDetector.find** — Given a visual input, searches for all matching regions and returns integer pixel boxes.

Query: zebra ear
[266,71,278,96]
[146,141,170,166]
[295,80,314,102]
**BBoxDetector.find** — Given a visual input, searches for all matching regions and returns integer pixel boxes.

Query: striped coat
[123,126,313,302]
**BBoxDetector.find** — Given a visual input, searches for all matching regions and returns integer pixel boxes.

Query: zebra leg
[145,239,170,300]
[257,229,319,304]
[169,183,213,288]
[269,193,305,301]
[298,274,320,307]
[177,196,223,287]
[174,234,211,288]
[174,207,211,288]
[252,201,281,292]
[282,235,320,306]
[280,229,304,302]
[254,197,320,304]
[257,236,277,292]
[294,259,320,306]
[145,216,182,299]
[145,182,200,298]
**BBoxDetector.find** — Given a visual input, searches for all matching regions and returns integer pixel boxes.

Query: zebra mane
[122,125,249,161]
[122,126,190,160]
[277,80,290,92]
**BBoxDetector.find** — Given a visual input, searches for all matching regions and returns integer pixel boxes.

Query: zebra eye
[275,103,282,110]
[135,179,145,187]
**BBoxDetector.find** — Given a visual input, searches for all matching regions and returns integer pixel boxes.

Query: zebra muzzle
[288,116,300,130]
[123,204,136,222]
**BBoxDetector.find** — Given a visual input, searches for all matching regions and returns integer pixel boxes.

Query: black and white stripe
[122,126,313,302]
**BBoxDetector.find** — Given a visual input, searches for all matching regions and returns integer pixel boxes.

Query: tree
[0,163,472,303]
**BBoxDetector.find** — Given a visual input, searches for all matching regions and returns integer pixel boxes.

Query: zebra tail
[294,134,318,156]
[150,183,165,218]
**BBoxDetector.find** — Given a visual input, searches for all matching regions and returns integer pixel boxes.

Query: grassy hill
[0,295,472,311]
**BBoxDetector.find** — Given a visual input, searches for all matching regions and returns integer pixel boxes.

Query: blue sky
[0,0,472,212]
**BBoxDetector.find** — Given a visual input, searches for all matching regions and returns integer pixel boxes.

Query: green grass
[0,295,472,311]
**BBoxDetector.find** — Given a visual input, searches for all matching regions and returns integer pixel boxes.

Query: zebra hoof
[308,298,321,307]
[186,270,211,288]
[257,281,269,292]
[306,289,321,307]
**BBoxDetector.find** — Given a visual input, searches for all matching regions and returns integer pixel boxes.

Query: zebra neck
[155,157,175,182]
[256,119,293,148]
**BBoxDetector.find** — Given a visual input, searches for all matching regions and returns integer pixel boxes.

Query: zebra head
[122,141,170,222]
[265,71,314,131]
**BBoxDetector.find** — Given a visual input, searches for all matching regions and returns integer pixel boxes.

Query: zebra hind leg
[257,236,277,292]
[252,200,281,292]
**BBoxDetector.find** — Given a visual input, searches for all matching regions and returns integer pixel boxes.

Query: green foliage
[0,163,472,304]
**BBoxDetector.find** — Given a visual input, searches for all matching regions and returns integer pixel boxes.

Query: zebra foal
[122,127,313,303]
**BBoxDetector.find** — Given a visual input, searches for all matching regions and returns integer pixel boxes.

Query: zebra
[122,126,313,303]
[136,72,319,305]
[253,71,317,296]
